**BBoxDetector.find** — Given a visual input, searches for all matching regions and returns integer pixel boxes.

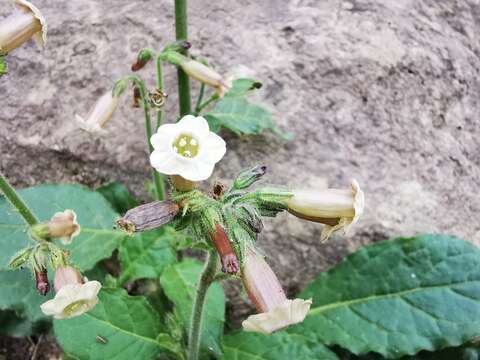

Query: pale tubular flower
[0,0,47,53]
[75,91,120,134]
[48,209,80,245]
[287,179,365,241]
[241,248,312,334]
[150,115,226,182]
[40,266,101,320]
[182,59,230,97]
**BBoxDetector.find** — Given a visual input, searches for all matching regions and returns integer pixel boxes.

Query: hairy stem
[187,250,218,360]
[154,58,166,200]
[174,0,191,116]
[0,173,38,226]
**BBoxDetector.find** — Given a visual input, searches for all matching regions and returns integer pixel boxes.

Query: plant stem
[187,250,218,360]
[155,57,165,131]
[153,58,167,200]
[194,84,205,114]
[129,76,165,201]
[196,94,219,114]
[174,0,191,116]
[0,173,38,226]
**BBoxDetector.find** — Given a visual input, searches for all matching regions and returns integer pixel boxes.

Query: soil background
[1,0,480,358]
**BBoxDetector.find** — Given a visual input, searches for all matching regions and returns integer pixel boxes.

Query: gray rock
[2,0,480,326]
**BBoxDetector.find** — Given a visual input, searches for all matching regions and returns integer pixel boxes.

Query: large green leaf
[0,184,125,271]
[204,97,290,139]
[54,288,175,360]
[224,78,262,98]
[96,181,138,214]
[0,268,52,323]
[223,332,339,360]
[293,235,480,358]
[160,260,225,358]
[117,227,177,285]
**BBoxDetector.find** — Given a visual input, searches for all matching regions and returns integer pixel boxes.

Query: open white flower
[41,266,101,320]
[75,91,120,134]
[0,0,47,53]
[150,115,226,182]
[48,209,80,245]
[241,247,311,334]
[287,179,364,241]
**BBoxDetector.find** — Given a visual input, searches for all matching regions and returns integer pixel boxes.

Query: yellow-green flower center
[63,300,89,317]
[173,134,199,158]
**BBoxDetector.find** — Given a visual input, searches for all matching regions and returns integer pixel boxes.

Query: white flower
[75,91,120,134]
[0,0,47,53]
[41,266,101,320]
[287,179,365,241]
[182,60,230,97]
[241,247,311,334]
[48,209,80,245]
[150,115,226,182]
[242,298,312,334]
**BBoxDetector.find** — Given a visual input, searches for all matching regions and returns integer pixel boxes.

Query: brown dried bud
[133,87,141,108]
[116,200,179,234]
[212,181,226,200]
[210,223,239,274]
[35,268,50,296]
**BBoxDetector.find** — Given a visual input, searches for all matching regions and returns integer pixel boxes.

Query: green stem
[174,0,191,116]
[0,173,38,226]
[187,250,218,360]
[194,84,205,114]
[129,76,165,201]
[196,94,219,114]
[155,57,165,131]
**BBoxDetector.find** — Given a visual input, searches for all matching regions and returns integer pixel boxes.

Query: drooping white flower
[287,179,365,241]
[40,266,101,320]
[150,115,226,182]
[0,0,47,53]
[75,91,120,134]
[241,247,311,334]
[47,209,80,245]
[181,59,230,97]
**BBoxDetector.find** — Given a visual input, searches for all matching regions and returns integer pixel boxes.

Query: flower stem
[195,94,219,114]
[187,250,218,360]
[129,75,165,201]
[0,173,38,226]
[174,0,191,116]
[194,84,205,114]
[155,57,165,131]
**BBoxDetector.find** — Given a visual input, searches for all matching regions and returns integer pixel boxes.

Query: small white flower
[0,0,47,53]
[48,209,80,245]
[287,179,365,241]
[40,281,101,319]
[150,115,226,182]
[242,298,312,334]
[75,91,120,135]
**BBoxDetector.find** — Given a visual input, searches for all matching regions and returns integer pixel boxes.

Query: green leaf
[293,234,480,358]
[54,288,175,360]
[0,310,38,337]
[0,268,52,324]
[204,97,291,139]
[0,184,125,271]
[97,182,138,214]
[0,54,6,76]
[223,332,339,360]
[225,78,262,98]
[160,260,225,358]
[118,227,177,285]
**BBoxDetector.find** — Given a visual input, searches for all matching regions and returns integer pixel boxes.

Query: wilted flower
[287,179,364,241]
[150,115,226,182]
[35,268,49,296]
[40,266,101,319]
[0,0,47,53]
[48,209,80,244]
[75,91,120,134]
[209,223,239,274]
[241,248,311,334]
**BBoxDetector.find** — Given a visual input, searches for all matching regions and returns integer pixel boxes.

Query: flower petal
[177,115,210,139]
[198,132,226,163]
[178,160,215,182]
[151,123,178,150]
[150,150,183,175]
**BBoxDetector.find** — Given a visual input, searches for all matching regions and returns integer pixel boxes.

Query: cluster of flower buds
[0,0,47,54]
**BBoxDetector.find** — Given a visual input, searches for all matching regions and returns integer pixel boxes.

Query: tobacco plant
[1,1,480,360]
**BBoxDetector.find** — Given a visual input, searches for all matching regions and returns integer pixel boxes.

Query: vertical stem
[154,58,166,200]
[187,250,218,360]
[174,0,191,116]
[155,57,165,131]
[0,173,38,226]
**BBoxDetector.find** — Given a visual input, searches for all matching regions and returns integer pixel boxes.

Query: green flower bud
[233,165,267,190]
[131,48,154,71]
[9,246,34,269]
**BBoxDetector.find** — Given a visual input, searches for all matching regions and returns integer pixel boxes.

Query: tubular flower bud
[287,179,365,241]
[0,0,47,53]
[181,59,230,97]
[210,223,239,274]
[233,165,267,190]
[75,91,120,134]
[150,115,226,182]
[47,209,80,245]
[35,268,50,296]
[241,248,311,334]
[131,48,153,71]
[40,266,101,320]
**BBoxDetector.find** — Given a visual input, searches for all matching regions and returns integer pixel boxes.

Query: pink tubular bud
[210,223,239,275]
[35,268,50,296]
[53,266,83,293]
